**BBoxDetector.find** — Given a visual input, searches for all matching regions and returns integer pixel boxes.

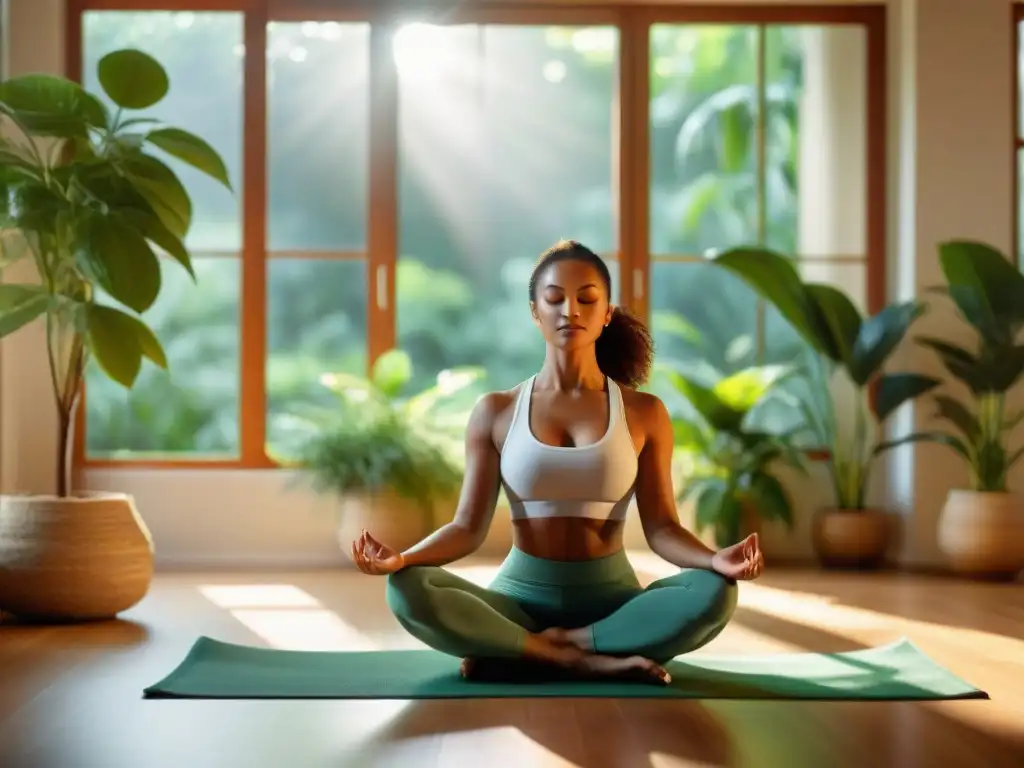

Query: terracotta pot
[938,490,1024,579]
[337,491,435,562]
[811,507,891,569]
[0,492,154,621]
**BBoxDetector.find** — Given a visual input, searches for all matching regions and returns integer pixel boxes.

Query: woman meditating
[351,240,764,685]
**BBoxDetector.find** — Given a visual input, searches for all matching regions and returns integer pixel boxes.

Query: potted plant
[663,363,806,549]
[708,247,940,568]
[0,49,232,620]
[881,240,1024,578]
[290,349,483,560]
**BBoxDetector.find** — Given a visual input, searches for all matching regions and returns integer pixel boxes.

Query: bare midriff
[511,517,625,561]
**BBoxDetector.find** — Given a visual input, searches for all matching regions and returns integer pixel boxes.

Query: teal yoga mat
[143,636,986,701]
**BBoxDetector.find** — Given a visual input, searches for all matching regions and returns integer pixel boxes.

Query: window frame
[1014,3,1023,266]
[66,0,887,470]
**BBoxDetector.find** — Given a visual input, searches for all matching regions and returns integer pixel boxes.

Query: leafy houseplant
[0,49,232,494]
[884,240,1024,577]
[292,349,483,556]
[708,247,940,567]
[664,364,806,548]
[0,49,231,620]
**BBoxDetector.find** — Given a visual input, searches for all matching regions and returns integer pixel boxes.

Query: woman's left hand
[711,532,764,581]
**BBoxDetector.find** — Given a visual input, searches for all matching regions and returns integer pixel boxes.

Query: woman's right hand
[351,529,405,575]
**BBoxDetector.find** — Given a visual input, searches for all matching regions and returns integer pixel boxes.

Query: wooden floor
[1,553,1022,768]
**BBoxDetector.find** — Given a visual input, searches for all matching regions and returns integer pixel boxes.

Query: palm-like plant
[880,240,1024,491]
[708,247,940,510]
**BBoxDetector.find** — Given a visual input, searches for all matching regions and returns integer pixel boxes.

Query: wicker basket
[0,491,155,621]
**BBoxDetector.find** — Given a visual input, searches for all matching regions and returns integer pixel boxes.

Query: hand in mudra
[711,532,764,581]
[351,529,405,575]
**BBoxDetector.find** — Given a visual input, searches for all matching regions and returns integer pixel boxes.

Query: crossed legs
[385,563,738,680]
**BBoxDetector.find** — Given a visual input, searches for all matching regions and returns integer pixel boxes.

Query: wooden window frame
[65,1,887,470]
[1014,3,1023,264]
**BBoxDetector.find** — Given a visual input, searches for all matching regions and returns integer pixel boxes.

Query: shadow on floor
[0,616,150,648]
[353,605,1019,768]
[742,568,1024,641]
[728,603,1023,766]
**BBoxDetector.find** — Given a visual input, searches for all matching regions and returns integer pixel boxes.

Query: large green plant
[0,49,231,495]
[664,363,806,547]
[293,349,483,516]
[879,240,1024,492]
[708,247,940,510]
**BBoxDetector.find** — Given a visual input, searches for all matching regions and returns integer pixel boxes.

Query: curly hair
[529,240,655,389]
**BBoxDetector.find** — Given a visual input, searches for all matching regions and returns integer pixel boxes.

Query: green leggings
[385,547,738,664]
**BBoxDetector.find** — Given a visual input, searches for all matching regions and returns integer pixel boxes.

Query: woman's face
[530,259,613,350]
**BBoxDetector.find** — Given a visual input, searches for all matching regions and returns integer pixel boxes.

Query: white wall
[2,0,1018,569]
[0,0,62,497]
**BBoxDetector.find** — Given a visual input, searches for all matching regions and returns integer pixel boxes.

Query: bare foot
[575,654,671,685]
[522,634,670,686]
[460,657,476,679]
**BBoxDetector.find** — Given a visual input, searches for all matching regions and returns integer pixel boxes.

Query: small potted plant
[709,247,940,568]
[0,49,231,620]
[882,240,1024,578]
[663,363,806,548]
[291,349,483,560]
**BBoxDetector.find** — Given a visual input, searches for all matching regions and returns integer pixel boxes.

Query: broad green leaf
[73,213,162,313]
[915,336,989,393]
[667,370,744,432]
[676,474,716,504]
[720,101,750,173]
[805,283,861,370]
[931,394,979,442]
[874,430,971,460]
[938,240,1024,329]
[650,310,701,343]
[0,283,49,337]
[98,49,169,110]
[712,364,791,412]
[670,417,709,451]
[679,174,721,237]
[748,472,794,528]
[123,154,192,239]
[692,476,729,530]
[146,127,232,190]
[0,74,106,136]
[848,301,923,386]
[119,208,194,280]
[5,181,67,234]
[85,303,167,388]
[0,137,38,173]
[709,247,839,360]
[372,349,413,398]
[872,373,940,423]
[982,344,1024,393]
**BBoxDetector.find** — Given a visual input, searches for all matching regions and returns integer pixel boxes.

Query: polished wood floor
[1,552,1022,768]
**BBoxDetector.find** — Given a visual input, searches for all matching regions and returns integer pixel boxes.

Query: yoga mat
[143,636,987,701]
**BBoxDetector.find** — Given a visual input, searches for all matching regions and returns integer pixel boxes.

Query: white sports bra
[499,375,639,522]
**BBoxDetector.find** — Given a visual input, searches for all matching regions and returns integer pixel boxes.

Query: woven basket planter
[0,492,155,621]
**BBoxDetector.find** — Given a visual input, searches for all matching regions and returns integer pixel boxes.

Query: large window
[396,23,618,397]
[73,3,885,468]
[81,11,244,460]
